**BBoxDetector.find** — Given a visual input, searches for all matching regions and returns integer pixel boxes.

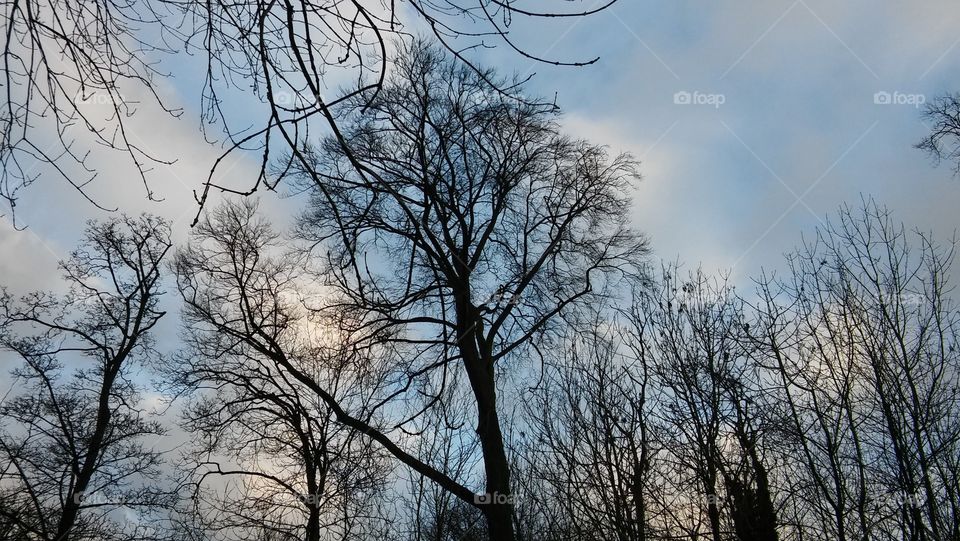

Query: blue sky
[3,0,960,295]
[1,0,959,499]
[469,0,960,280]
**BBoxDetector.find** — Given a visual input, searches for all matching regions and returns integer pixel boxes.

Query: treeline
[0,43,958,541]
[514,200,960,541]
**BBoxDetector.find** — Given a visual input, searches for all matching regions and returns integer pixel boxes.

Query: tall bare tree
[171,200,391,541]
[636,267,780,541]
[288,40,647,540]
[519,307,656,541]
[748,199,960,541]
[0,214,173,541]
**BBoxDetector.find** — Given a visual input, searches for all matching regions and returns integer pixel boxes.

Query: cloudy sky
[3,0,960,299]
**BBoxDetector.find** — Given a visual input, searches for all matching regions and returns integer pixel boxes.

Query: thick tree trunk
[55,356,125,541]
[305,507,321,541]
[465,354,514,541]
[304,468,321,541]
[457,291,515,541]
[630,462,647,541]
[702,469,722,541]
[724,433,778,541]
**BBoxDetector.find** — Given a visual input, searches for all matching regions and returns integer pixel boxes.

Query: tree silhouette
[0,214,173,541]
[0,0,620,222]
[289,40,647,540]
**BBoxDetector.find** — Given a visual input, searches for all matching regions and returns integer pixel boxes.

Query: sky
[0,0,959,516]
[504,0,960,282]
[2,0,960,324]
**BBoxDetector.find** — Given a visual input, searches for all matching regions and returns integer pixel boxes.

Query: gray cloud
[3,0,960,366]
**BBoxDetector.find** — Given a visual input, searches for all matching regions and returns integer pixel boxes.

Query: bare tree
[519,306,656,541]
[0,0,180,220]
[0,214,173,541]
[401,389,485,541]
[639,268,748,541]
[171,199,391,541]
[748,199,960,541]
[917,93,960,176]
[515,264,790,541]
[289,40,646,541]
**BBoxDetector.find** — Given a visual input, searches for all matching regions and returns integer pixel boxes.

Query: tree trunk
[465,353,514,541]
[457,295,514,541]
[54,354,126,541]
[703,468,723,541]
